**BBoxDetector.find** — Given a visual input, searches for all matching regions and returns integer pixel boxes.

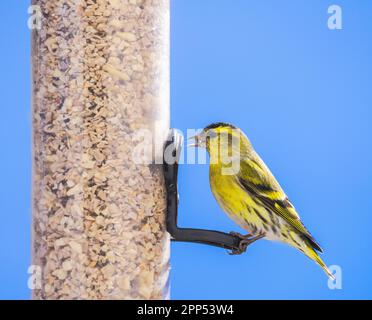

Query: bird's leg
[229,231,252,240]
[229,232,265,255]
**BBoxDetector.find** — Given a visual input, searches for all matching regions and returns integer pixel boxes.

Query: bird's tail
[303,243,335,280]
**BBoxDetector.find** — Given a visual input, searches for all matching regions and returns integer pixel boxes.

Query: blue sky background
[0,0,371,299]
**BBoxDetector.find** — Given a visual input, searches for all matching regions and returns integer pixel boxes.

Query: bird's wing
[237,153,323,252]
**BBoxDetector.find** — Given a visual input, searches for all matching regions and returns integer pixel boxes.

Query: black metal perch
[163,129,243,253]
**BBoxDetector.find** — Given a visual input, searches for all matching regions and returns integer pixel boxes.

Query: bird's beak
[187,134,199,148]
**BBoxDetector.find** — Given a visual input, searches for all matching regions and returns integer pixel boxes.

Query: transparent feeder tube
[32,0,170,299]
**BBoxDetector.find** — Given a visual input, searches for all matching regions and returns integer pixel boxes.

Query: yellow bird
[190,122,334,279]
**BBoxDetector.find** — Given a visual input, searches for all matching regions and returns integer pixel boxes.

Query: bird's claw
[229,239,251,255]
[229,231,252,240]
[228,232,265,255]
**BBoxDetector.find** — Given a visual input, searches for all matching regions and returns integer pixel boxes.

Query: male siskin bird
[189,122,334,279]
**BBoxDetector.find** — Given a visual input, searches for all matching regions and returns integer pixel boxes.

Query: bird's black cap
[203,122,237,131]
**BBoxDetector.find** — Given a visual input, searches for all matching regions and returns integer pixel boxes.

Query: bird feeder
[31,0,244,300]
[31,0,170,299]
